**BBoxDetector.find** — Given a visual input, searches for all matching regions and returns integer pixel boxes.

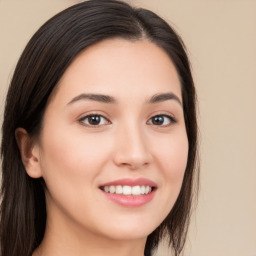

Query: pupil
[153,116,164,125]
[89,115,100,125]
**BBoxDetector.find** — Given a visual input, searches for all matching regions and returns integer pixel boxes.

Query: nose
[113,123,153,170]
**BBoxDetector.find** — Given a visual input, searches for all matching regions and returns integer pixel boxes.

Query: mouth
[99,178,157,207]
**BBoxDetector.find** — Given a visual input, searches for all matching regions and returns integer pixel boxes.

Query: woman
[0,0,198,255]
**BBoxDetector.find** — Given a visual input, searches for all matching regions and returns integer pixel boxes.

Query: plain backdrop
[0,1,256,255]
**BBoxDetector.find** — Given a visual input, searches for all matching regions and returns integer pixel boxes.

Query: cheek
[153,129,188,204]
[154,131,189,180]
[38,125,113,188]
[38,127,114,222]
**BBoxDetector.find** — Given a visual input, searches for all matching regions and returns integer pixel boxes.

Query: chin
[99,219,158,241]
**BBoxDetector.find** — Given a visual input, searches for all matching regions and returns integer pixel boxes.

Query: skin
[17,38,188,256]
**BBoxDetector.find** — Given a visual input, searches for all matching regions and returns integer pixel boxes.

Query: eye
[147,114,176,127]
[79,114,110,127]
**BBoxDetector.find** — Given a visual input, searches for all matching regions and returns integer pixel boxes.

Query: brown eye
[80,115,110,126]
[148,115,176,126]
[151,115,165,125]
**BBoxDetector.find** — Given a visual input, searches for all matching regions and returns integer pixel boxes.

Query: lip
[99,178,157,207]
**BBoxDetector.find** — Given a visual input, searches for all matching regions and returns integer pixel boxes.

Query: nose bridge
[113,118,152,169]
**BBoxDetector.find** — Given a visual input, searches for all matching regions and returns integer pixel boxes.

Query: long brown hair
[0,1,199,255]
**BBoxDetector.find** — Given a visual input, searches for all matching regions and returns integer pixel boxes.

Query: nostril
[112,133,153,169]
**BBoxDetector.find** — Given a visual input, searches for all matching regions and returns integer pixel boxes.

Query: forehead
[51,38,182,105]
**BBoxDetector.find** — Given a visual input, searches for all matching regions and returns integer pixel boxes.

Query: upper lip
[100,178,157,187]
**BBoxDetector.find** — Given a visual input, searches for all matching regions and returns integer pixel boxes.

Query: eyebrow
[148,93,182,106]
[67,93,116,105]
[67,92,182,106]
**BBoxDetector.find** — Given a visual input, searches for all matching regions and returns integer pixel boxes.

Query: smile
[100,185,153,196]
[99,178,157,207]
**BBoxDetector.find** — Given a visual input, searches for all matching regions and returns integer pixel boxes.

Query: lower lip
[101,190,156,207]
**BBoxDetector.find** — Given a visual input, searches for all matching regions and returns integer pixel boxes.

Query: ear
[15,128,42,178]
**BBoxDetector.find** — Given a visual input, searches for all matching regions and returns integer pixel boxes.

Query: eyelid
[78,112,111,127]
[147,113,177,127]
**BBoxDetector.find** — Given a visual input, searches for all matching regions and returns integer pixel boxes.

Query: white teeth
[115,185,123,194]
[145,185,151,194]
[109,185,115,194]
[123,185,132,195]
[132,185,141,195]
[102,185,153,196]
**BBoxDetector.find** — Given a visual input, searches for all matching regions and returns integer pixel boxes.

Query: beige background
[0,0,255,255]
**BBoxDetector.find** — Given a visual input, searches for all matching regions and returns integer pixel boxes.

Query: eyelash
[147,114,177,127]
[79,113,177,128]
[79,114,110,127]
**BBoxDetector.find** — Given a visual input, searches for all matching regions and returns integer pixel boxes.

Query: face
[36,38,188,242]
